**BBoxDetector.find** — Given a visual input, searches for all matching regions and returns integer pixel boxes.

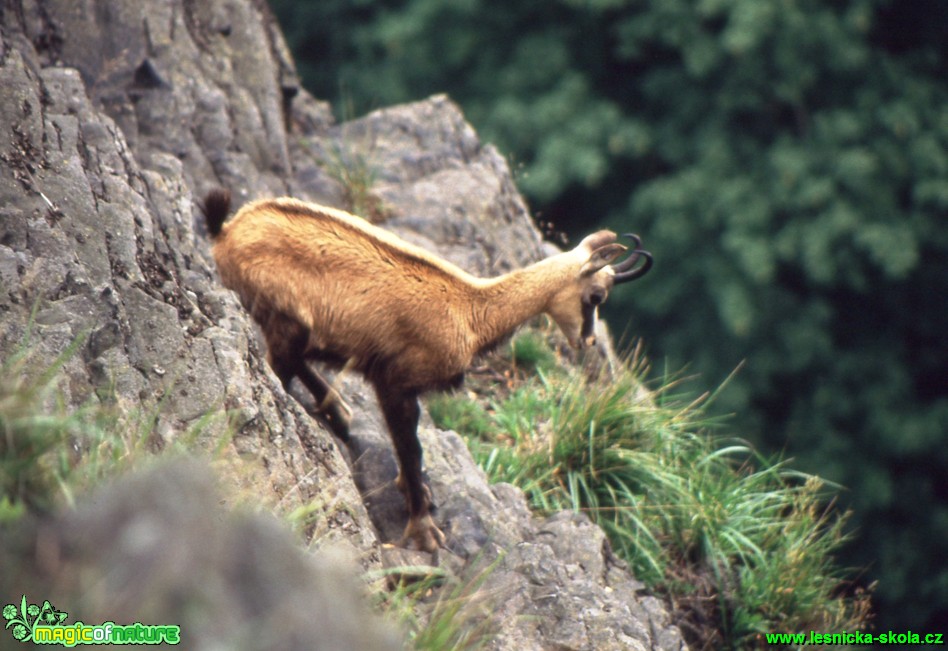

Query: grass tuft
[369,557,500,651]
[320,139,390,222]
[0,335,129,518]
[0,333,234,521]
[429,337,871,648]
[508,330,557,374]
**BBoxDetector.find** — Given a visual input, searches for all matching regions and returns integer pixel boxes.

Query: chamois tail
[202,188,232,238]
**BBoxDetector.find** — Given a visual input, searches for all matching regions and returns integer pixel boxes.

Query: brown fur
[203,190,649,551]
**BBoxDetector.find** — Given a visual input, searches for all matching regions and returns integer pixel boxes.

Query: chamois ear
[580,243,627,276]
[577,230,617,252]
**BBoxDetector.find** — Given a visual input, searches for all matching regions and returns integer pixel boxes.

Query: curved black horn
[611,235,645,273]
[611,233,653,283]
[618,233,642,251]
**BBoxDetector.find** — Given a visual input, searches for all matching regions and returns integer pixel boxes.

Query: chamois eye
[586,288,606,305]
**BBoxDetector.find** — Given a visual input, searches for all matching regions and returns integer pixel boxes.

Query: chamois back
[205,195,487,391]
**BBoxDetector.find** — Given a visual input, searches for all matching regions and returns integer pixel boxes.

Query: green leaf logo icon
[3,595,68,643]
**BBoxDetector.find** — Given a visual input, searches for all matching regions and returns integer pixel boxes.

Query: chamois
[202,189,652,552]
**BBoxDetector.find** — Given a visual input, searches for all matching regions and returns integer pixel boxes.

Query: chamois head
[546,231,652,349]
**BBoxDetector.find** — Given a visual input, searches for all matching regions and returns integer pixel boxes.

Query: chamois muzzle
[611,233,653,284]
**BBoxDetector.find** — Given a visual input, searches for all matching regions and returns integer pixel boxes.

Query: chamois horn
[611,233,653,284]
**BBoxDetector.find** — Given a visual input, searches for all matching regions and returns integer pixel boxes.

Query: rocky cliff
[0,2,684,649]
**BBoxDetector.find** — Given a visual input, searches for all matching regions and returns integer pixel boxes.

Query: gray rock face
[1,5,375,562]
[1,2,684,649]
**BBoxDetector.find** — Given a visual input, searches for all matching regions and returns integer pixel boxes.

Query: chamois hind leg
[296,366,352,442]
[377,389,445,552]
[263,316,352,441]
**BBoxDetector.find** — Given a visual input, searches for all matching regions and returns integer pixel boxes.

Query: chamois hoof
[400,514,446,553]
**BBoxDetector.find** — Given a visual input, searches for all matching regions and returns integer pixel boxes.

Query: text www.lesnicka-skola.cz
[765,630,943,646]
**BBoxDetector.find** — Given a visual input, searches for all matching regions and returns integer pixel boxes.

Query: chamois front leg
[377,390,445,553]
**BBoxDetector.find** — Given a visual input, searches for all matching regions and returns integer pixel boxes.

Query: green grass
[368,558,498,651]
[0,334,121,519]
[427,394,493,440]
[429,338,871,649]
[319,139,390,222]
[508,330,557,374]
[0,334,233,522]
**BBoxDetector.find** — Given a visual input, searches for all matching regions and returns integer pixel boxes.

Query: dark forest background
[267,0,948,635]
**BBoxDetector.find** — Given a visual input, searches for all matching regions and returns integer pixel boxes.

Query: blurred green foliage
[269,0,948,633]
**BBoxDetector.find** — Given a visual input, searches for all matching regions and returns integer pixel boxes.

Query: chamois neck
[470,255,575,351]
